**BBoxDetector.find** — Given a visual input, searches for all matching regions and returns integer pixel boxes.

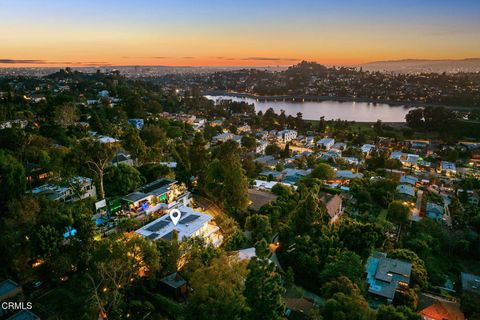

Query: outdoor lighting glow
[32,259,45,268]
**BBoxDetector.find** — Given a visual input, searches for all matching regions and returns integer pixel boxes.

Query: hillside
[359,58,480,73]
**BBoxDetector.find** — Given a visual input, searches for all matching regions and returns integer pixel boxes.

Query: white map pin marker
[169,209,182,226]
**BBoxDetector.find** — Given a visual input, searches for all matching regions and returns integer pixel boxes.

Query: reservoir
[205,95,416,122]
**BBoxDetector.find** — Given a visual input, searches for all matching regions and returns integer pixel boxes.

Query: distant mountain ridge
[359,58,480,73]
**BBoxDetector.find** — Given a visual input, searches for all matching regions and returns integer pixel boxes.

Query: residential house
[390,151,419,168]
[332,170,364,184]
[256,130,269,140]
[0,279,22,301]
[284,298,315,320]
[159,273,187,300]
[0,280,26,319]
[176,114,196,124]
[303,136,315,147]
[419,296,464,320]
[361,144,376,155]
[98,90,109,97]
[0,119,28,130]
[342,156,360,165]
[128,118,144,129]
[460,272,480,295]
[396,184,416,198]
[29,94,46,103]
[7,311,40,320]
[135,206,222,247]
[254,180,295,191]
[159,162,178,169]
[319,192,343,222]
[400,175,418,186]
[408,140,430,153]
[237,124,251,134]
[192,118,206,130]
[212,132,242,144]
[25,162,50,185]
[317,138,335,150]
[365,252,412,303]
[256,140,269,155]
[332,142,347,151]
[209,119,224,127]
[89,131,119,144]
[277,129,298,143]
[282,168,311,185]
[440,161,457,176]
[426,202,445,222]
[259,170,283,181]
[111,151,136,167]
[121,178,190,215]
[320,149,341,161]
[31,177,96,202]
[254,155,280,169]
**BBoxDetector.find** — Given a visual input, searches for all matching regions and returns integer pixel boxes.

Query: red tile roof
[420,301,464,320]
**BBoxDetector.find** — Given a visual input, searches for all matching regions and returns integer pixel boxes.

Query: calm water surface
[205,95,415,122]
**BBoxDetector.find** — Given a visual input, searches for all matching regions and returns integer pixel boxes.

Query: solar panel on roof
[162,231,175,240]
[179,214,200,224]
[146,233,159,240]
[146,220,169,232]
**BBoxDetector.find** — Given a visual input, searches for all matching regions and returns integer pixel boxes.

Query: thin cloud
[0,59,109,66]
[152,56,170,59]
[74,62,111,66]
[0,59,48,64]
[182,56,194,59]
[241,57,299,61]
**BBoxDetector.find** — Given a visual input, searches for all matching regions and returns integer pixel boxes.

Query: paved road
[410,190,423,222]
[193,194,224,218]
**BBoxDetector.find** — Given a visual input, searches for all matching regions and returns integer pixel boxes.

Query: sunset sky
[1,0,480,67]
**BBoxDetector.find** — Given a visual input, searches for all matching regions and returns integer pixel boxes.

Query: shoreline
[203,90,477,111]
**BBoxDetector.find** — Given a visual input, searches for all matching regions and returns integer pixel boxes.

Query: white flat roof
[136,206,213,241]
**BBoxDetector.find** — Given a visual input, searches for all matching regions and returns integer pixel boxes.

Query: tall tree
[311,163,335,180]
[291,192,329,233]
[320,277,374,320]
[206,141,249,212]
[387,201,410,226]
[244,257,285,320]
[190,132,209,176]
[122,127,147,163]
[245,214,273,243]
[54,102,79,128]
[187,255,248,320]
[88,234,160,318]
[104,164,145,196]
[0,150,26,206]
[76,138,118,199]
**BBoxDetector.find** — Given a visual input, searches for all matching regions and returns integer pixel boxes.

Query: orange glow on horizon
[0,57,368,68]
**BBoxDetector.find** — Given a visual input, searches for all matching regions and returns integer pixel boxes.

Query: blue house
[128,118,144,129]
